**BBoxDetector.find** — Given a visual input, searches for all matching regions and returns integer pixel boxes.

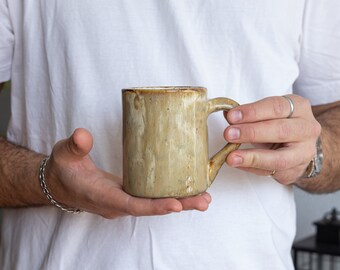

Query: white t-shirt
[1,1,339,269]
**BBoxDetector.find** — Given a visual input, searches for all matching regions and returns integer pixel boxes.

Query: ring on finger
[269,169,276,177]
[282,95,295,118]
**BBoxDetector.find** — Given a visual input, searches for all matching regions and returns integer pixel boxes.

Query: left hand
[223,94,321,185]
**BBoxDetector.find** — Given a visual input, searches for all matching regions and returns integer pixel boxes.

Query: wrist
[39,156,82,213]
[302,137,323,179]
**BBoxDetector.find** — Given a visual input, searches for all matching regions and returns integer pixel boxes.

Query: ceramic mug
[122,86,240,198]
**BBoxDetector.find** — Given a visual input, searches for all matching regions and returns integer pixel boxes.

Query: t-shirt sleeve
[0,0,14,83]
[293,0,340,105]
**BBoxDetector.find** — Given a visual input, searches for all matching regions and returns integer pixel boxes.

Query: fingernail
[229,110,243,122]
[228,128,240,140]
[231,155,243,167]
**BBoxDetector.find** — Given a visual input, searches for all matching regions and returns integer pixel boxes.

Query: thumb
[67,128,93,157]
[53,128,93,160]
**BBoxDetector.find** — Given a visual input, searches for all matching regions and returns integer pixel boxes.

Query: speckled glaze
[122,87,240,198]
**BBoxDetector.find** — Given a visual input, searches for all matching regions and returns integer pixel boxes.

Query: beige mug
[122,86,240,198]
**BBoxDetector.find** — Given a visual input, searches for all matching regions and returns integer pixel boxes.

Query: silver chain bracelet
[39,156,82,214]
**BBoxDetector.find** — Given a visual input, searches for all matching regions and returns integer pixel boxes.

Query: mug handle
[207,97,241,186]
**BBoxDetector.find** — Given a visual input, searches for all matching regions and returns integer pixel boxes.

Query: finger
[226,146,314,172]
[234,167,274,177]
[82,176,182,217]
[81,172,211,217]
[76,170,183,218]
[67,128,93,157]
[98,195,184,218]
[178,192,212,211]
[271,164,309,185]
[225,95,312,124]
[235,164,308,185]
[224,118,320,144]
[53,128,93,161]
[126,192,212,216]
[126,196,183,216]
[106,190,211,217]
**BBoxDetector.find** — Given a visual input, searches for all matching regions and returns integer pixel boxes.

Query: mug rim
[122,86,206,93]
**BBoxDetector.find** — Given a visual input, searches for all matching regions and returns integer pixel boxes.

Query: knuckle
[275,158,288,171]
[244,126,257,142]
[127,207,138,217]
[312,121,322,137]
[300,97,311,110]
[308,143,317,160]
[272,97,286,117]
[278,122,291,141]
[244,104,257,120]
[125,198,138,216]
[247,152,260,167]
[157,208,169,215]
[295,95,312,113]
[277,177,291,186]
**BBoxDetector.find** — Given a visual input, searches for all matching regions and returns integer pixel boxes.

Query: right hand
[44,128,212,219]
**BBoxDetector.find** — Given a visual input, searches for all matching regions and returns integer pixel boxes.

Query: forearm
[0,136,48,207]
[296,101,340,193]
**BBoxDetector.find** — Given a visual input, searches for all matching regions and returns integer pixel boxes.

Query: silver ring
[282,95,294,118]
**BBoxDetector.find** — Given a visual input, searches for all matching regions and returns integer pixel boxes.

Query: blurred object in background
[293,207,340,270]
[0,81,10,229]
[315,208,340,245]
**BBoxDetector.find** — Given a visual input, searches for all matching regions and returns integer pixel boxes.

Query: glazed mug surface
[122,86,240,198]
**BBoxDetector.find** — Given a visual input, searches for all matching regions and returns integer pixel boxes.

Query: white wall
[0,87,339,241]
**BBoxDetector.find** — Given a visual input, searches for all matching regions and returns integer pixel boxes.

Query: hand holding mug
[224,95,321,184]
[43,128,211,218]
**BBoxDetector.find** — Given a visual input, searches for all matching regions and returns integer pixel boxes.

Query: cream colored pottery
[122,86,240,198]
